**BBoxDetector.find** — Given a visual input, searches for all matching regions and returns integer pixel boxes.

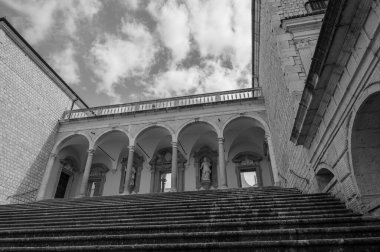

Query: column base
[218,185,228,189]
[170,188,177,192]
[75,194,85,198]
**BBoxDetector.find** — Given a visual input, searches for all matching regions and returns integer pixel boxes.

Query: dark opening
[54,172,70,198]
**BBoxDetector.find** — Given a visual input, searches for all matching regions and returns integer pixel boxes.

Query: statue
[200,157,211,181]
[129,166,137,187]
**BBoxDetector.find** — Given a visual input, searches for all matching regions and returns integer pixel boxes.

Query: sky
[0,0,252,107]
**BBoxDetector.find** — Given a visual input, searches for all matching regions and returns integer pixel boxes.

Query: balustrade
[62,88,262,121]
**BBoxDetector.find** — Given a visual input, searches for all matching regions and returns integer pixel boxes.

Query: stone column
[171,142,178,192]
[123,146,135,195]
[78,148,95,197]
[36,152,57,200]
[266,133,280,186]
[218,138,228,189]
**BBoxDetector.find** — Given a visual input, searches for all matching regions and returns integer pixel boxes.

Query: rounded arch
[132,124,175,145]
[52,132,91,154]
[222,115,270,136]
[175,120,220,140]
[315,163,336,193]
[348,82,380,202]
[222,114,279,186]
[93,128,130,147]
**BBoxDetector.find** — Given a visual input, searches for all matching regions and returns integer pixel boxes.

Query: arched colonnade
[37,115,279,200]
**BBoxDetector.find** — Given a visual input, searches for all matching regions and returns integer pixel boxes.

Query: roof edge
[0,17,89,109]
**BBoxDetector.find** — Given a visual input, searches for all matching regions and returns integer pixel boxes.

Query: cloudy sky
[0,0,252,106]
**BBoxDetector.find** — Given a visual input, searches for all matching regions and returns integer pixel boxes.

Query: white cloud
[187,0,235,59]
[119,0,140,10]
[50,42,80,85]
[146,59,250,98]
[90,20,158,103]
[0,0,102,44]
[0,0,58,44]
[60,0,103,37]
[186,0,251,69]
[148,0,190,64]
[143,0,252,99]
[145,67,201,97]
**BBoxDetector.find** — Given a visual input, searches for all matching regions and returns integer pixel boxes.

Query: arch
[348,82,380,204]
[222,114,279,186]
[93,128,130,147]
[348,82,380,195]
[132,124,175,145]
[51,133,91,154]
[222,114,270,136]
[175,120,220,140]
[315,164,336,192]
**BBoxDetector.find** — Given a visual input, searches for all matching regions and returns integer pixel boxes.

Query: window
[240,171,258,187]
[305,0,328,13]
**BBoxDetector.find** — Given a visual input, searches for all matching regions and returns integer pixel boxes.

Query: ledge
[291,0,371,147]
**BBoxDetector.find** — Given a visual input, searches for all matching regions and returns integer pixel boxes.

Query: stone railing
[62,88,263,121]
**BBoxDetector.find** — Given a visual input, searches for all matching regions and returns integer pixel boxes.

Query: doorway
[55,172,70,198]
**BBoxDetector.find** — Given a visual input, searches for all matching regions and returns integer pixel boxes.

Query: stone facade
[0,20,86,204]
[262,0,380,214]
[1,1,380,216]
[37,98,278,199]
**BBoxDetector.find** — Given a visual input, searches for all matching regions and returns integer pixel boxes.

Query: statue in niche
[129,166,137,187]
[200,157,211,181]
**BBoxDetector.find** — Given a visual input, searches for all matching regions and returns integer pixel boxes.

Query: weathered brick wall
[0,29,74,204]
[261,0,380,213]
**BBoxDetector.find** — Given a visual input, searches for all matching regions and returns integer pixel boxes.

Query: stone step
[2,216,379,237]
[0,204,349,228]
[0,194,337,215]
[0,209,354,228]
[2,225,380,247]
[0,187,301,208]
[0,191,307,211]
[0,198,344,219]
[0,203,350,223]
[1,237,380,251]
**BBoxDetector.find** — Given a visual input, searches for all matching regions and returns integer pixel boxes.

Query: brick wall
[0,29,74,204]
[260,0,316,192]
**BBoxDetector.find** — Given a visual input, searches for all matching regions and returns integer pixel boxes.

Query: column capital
[217,137,224,144]
[171,141,178,148]
[88,149,95,155]
[128,145,135,152]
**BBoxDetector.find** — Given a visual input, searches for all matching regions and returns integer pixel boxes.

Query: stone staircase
[0,187,380,251]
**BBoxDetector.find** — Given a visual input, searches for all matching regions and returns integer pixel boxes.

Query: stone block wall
[278,0,308,19]
[0,29,75,204]
[261,0,380,213]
